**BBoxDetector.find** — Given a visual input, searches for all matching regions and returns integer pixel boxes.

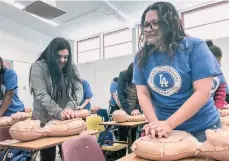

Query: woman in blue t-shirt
[133,2,221,142]
[0,57,24,116]
[108,77,120,114]
[79,79,93,110]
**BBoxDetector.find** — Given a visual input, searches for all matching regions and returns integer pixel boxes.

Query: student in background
[78,79,93,110]
[117,63,141,143]
[206,40,229,105]
[206,40,228,108]
[30,37,83,161]
[109,77,120,114]
[79,79,109,121]
[0,57,24,117]
[133,2,221,142]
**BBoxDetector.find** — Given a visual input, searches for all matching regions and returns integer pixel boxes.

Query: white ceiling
[0,0,214,40]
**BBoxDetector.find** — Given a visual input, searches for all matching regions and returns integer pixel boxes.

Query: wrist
[57,110,63,120]
[166,118,176,130]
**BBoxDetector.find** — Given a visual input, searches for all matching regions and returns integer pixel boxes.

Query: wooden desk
[117,153,147,161]
[99,121,148,127]
[99,121,148,154]
[0,130,99,150]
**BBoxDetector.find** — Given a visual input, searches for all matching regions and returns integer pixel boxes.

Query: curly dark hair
[137,2,187,68]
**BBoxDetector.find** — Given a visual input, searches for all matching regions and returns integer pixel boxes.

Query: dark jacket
[117,71,141,115]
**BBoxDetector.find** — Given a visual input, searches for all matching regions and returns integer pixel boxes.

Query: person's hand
[78,106,84,110]
[143,120,172,138]
[131,109,141,116]
[61,109,75,120]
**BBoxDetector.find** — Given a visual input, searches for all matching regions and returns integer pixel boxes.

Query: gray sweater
[30,60,83,124]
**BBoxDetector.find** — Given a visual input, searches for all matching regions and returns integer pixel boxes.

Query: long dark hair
[29,37,81,101]
[0,57,6,86]
[124,63,133,84]
[0,57,6,100]
[138,2,187,68]
[206,40,222,58]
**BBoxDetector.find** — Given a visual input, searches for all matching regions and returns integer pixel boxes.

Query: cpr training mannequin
[112,109,146,123]
[132,126,229,161]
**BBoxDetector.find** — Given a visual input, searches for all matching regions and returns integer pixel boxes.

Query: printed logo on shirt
[147,66,182,96]
[211,77,220,94]
[0,85,6,106]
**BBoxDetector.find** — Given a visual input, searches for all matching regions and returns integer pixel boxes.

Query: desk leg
[127,127,133,154]
[99,125,111,147]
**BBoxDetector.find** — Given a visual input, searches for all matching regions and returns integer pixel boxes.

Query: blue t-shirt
[80,80,93,110]
[0,69,24,116]
[109,81,117,106]
[133,37,221,134]
[211,75,226,96]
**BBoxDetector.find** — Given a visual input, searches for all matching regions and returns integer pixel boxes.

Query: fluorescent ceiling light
[2,0,59,27]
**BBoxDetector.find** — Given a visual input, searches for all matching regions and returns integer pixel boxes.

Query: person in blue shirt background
[110,77,118,106]
[79,79,93,110]
[0,57,24,117]
[79,79,109,121]
[206,40,228,108]
[133,2,221,142]
[109,77,120,114]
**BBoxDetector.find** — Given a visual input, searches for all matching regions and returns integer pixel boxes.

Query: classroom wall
[78,54,134,109]
[0,15,52,108]
[78,36,229,109]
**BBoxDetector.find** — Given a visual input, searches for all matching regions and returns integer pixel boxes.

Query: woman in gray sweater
[29,37,83,161]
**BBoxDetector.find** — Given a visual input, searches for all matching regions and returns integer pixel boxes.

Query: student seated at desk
[206,40,228,108]
[0,57,24,117]
[78,79,93,111]
[79,79,109,121]
[29,37,83,161]
[109,77,120,114]
[117,63,141,143]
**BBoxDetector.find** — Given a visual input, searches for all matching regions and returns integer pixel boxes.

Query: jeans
[192,119,221,142]
[39,122,62,161]
[40,145,62,161]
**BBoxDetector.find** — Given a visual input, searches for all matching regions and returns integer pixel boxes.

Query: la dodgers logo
[148,66,182,96]
[211,77,220,94]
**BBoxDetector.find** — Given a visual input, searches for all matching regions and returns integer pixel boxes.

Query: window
[182,1,229,40]
[103,28,132,59]
[77,36,100,63]
[186,20,229,40]
[183,2,229,29]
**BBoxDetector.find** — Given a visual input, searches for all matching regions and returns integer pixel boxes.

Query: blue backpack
[0,148,31,161]
[98,131,114,146]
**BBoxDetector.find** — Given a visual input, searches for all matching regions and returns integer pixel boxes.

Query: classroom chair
[86,115,127,159]
[0,127,11,142]
[62,135,106,161]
